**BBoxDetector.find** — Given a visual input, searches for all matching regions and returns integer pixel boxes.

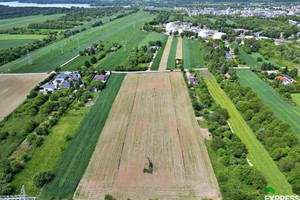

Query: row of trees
[185,72,268,199]
[221,81,300,194]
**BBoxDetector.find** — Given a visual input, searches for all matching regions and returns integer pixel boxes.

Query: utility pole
[27,50,32,65]
[122,40,127,52]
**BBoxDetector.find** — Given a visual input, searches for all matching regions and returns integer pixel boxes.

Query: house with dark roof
[68,71,81,81]
[61,81,70,89]
[188,76,199,85]
[284,75,294,83]
[276,75,291,85]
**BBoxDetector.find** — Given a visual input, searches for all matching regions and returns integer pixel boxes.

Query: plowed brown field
[76,72,219,200]
[0,74,48,121]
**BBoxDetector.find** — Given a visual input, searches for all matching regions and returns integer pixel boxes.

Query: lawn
[40,73,125,199]
[0,11,151,73]
[0,34,45,49]
[291,93,300,107]
[199,70,293,195]
[0,14,64,30]
[151,36,168,70]
[166,37,177,69]
[11,104,93,195]
[183,39,205,68]
[231,44,280,68]
[236,69,300,139]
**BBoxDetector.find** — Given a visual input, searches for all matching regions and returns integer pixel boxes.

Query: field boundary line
[60,55,80,68]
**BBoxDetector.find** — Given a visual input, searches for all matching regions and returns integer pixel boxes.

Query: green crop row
[166,37,177,69]
[151,35,168,70]
[183,39,205,69]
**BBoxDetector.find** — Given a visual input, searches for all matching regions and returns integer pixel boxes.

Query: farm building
[262,70,277,75]
[67,71,81,81]
[55,73,69,84]
[213,32,226,40]
[284,75,295,83]
[95,72,111,83]
[198,30,210,38]
[276,75,293,85]
[61,81,70,89]
[40,82,56,92]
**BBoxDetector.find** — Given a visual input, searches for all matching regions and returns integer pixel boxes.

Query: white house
[213,32,226,40]
[198,30,210,38]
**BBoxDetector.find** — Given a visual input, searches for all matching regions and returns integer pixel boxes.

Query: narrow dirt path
[176,37,183,59]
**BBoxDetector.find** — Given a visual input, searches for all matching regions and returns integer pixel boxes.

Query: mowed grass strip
[40,73,126,199]
[138,32,166,48]
[166,36,177,69]
[183,39,205,68]
[236,69,300,139]
[199,70,293,195]
[0,12,150,73]
[151,36,168,70]
[291,94,300,107]
[0,14,64,30]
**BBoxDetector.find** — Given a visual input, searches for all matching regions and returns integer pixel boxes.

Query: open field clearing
[0,34,45,49]
[40,74,125,199]
[176,37,182,59]
[199,70,293,195]
[0,14,64,30]
[236,69,300,139]
[291,94,300,106]
[77,72,219,200]
[183,39,204,68]
[231,45,280,68]
[151,36,168,70]
[0,74,48,121]
[158,36,173,71]
[11,104,94,195]
[138,32,166,48]
[166,37,178,69]
[0,12,150,73]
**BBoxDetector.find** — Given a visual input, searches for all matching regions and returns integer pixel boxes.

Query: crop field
[0,11,151,73]
[11,104,94,195]
[236,69,300,139]
[158,36,173,70]
[150,36,168,70]
[176,37,182,59]
[183,39,204,68]
[0,14,64,30]
[0,34,45,49]
[166,36,177,69]
[40,74,125,199]
[0,74,48,121]
[76,72,219,200]
[199,70,293,195]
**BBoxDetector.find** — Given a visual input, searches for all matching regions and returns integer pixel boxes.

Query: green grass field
[166,37,177,69]
[236,69,300,139]
[231,44,280,68]
[40,73,125,199]
[0,14,64,30]
[209,18,216,23]
[138,32,166,48]
[183,39,205,68]
[151,36,168,70]
[199,70,293,195]
[226,19,235,25]
[11,104,93,195]
[291,94,300,107]
[0,12,151,73]
[0,34,45,49]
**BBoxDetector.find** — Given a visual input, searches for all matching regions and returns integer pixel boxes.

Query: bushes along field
[40,73,125,199]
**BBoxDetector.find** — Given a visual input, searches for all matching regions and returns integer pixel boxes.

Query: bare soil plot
[76,72,219,200]
[158,36,173,71]
[0,74,48,121]
[176,37,182,59]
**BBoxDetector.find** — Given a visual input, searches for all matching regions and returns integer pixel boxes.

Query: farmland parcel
[183,39,205,68]
[0,74,48,121]
[76,72,219,200]
[236,69,300,139]
[199,70,293,195]
[158,36,173,70]
[40,73,125,199]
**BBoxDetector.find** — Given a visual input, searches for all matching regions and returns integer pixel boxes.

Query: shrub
[33,171,53,187]
[257,57,263,62]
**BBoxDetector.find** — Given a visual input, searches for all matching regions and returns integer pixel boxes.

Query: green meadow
[0,34,45,49]
[183,39,205,68]
[166,37,177,69]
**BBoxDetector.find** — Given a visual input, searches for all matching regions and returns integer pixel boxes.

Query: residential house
[188,76,199,85]
[95,74,107,82]
[68,71,81,81]
[224,73,230,78]
[276,75,291,85]
[54,73,69,86]
[225,51,233,59]
[284,75,294,83]
[61,81,70,89]
[262,70,277,75]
